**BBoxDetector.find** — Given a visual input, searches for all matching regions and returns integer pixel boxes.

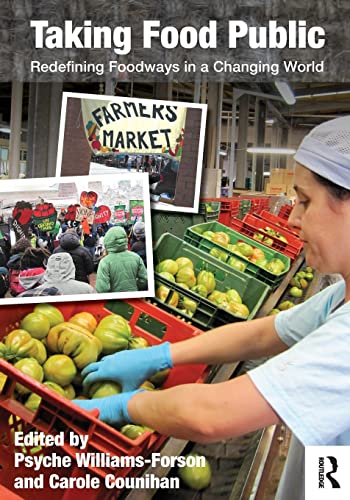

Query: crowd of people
[0,218,148,298]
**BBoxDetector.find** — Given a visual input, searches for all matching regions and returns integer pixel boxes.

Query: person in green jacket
[96,226,148,293]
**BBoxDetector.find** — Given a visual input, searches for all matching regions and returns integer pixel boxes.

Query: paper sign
[88,181,103,192]
[82,97,186,159]
[58,182,78,198]
[76,206,95,224]
[65,204,79,221]
[12,201,33,240]
[80,191,98,208]
[94,205,111,224]
[129,200,144,222]
[114,205,127,224]
[32,203,57,232]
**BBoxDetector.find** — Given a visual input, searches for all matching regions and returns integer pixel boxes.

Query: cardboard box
[286,185,296,198]
[284,169,295,186]
[265,183,287,195]
[270,169,285,184]
[270,168,295,186]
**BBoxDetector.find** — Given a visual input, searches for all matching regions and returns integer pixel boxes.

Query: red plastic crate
[231,214,303,260]
[236,196,271,215]
[278,204,293,220]
[0,299,208,499]
[201,197,239,214]
[256,209,299,236]
[218,210,232,226]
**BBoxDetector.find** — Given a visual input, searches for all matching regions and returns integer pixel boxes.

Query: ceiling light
[296,90,350,99]
[247,147,296,155]
[275,81,296,105]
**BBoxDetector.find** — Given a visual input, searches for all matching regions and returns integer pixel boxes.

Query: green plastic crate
[153,233,270,330]
[151,206,219,242]
[184,221,290,287]
[199,201,221,220]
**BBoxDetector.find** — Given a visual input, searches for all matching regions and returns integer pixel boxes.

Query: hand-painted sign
[82,97,187,159]
[94,205,111,224]
[65,204,80,221]
[114,205,127,224]
[129,200,144,222]
[75,206,95,224]
[12,201,33,240]
[80,191,98,208]
[32,202,57,232]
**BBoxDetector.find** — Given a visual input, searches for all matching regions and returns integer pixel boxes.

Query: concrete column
[215,82,224,170]
[280,127,288,168]
[8,81,23,179]
[255,100,266,192]
[205,82,222,170]
[270,122,280,170]
[153,82,173,101]
[235,94,249,189]
[201,77,207,104]
[228,91,239,193]
[194,77,201,103]
[27,83,63,178]
[47,83,63,177]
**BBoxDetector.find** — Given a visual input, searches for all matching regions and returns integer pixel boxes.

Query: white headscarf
[294,116,350,189]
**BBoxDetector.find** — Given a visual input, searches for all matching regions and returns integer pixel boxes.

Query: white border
[56,92,207,213]
[0,173,154,305]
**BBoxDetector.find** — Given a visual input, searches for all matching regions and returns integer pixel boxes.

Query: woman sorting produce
[74,116,350,499]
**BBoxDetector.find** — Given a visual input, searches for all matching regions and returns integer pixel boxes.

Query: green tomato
[89,382,122,399]
[268,309,280,315]
[120,424,148,440]
[178,453,212,490]
[34,304,64,327]
[20,312,50,340]
[278,300,295,311]
[289,286,303,298]
[14,358,44,395]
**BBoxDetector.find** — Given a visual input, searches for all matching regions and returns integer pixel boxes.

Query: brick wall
[60,98,91,176]
[174,108,204,209]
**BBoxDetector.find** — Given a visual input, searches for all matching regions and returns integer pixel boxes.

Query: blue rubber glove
[81,342,173,392]
[73,390,143,426]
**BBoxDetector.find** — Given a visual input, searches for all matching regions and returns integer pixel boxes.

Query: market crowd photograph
[0,173,154,303]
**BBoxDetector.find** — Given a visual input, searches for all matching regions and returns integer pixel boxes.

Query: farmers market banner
[82,97,187,159]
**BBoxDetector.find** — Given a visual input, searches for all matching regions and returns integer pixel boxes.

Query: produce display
[253,226,288,244]
[153,234,270,329]
[0,198,318,497]
[256,209,300,236]
[231,213,303,261]
[184,221,290,287]
[268,266,314,315]
[156,257,250,318]
[195,229,287,279]
[0,305,169,440]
